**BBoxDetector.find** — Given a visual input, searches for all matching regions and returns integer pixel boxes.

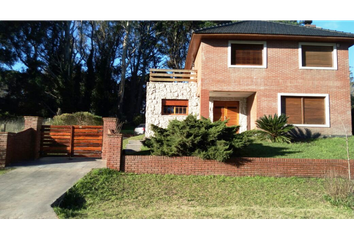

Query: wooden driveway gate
[40,125,103,158]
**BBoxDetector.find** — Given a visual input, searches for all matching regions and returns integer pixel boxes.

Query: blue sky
[312,20,354,70]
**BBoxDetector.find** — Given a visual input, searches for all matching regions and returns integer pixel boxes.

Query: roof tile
[195,21,354,38]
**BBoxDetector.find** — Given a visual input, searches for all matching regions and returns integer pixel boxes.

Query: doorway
[213,101,239,126]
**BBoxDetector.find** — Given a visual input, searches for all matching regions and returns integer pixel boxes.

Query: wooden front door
[213,101,239,126]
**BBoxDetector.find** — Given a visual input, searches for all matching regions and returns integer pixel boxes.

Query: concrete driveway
[0,157,106,219]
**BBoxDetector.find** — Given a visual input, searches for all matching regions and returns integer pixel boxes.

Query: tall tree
[124,21,163,121]
[0,21,233,120]
[158,21,231,69]
[159,21,194,69]
[89,21,123,116]
[117,21,132,117]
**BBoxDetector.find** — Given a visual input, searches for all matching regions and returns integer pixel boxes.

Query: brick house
[145,21,354,137]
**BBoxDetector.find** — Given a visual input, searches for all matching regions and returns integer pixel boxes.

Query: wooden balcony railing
[149,69,197,82]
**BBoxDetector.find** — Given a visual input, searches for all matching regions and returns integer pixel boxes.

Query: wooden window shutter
[231,44,263,65]
[302,45,333,67]
[281,97,302,124]
[303,97,325,124]
[282,96,326,125]
[162,100,188,106]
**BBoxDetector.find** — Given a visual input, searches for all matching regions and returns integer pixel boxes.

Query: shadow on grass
[289,127,321,142]
[236,143,300,158]
[52,189,87,218]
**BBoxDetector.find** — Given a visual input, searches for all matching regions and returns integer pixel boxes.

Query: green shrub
[144,115,251,162]
[255,114,294,143]
[50,112,103,126]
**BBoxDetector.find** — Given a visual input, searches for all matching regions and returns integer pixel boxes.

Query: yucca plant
[255,114,294,143]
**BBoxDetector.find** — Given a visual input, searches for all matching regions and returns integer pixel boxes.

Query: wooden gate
[40,125,103,158]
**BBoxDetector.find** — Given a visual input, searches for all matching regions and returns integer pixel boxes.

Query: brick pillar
[24,116,43,159]
[102,117,117,160]
[0,133,10,168]
[200,89,210,119]
[106,133,123,171]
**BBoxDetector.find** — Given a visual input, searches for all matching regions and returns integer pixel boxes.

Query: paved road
[0,157,106,219]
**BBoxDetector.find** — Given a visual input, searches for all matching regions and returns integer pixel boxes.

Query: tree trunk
[118,21,131,116]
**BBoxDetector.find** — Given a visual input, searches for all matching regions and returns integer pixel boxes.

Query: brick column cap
[24,116,43,120]
[102,117,117,121]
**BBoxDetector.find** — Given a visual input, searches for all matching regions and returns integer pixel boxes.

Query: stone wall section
[145,82,200,137]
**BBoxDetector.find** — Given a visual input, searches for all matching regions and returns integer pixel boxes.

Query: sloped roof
[185,21,354,69]
[194,21,354,38]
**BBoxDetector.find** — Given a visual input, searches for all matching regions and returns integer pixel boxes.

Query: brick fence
[2,116,352,179]
[0,116,42,168]
[105,134,354,178]
[123,155,354,178]
[1,116,114,168]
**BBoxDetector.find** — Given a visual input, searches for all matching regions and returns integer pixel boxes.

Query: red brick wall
[105,134,123,170]
[102,118,117,160]
[123,155,354,179]
[103,134,353,179]
[197,39,352,136]
[7,129,35,164]
[0,129,35,168]
[0,116,42,168]
[0,133,10,168]
[200,89,209,118]
[23,116,42,159]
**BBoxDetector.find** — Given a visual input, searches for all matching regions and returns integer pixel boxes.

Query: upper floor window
[299,42,337,70]
[228,41,267,68]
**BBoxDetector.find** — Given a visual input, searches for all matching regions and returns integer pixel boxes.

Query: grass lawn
[53,169,354,219]
[122,134,354,159]
[240,137,354,160]
[240,137,354,159]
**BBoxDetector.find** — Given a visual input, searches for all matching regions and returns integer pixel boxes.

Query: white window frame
[298,42,337,70]
[277,93,330,128]
[228,40,267,68]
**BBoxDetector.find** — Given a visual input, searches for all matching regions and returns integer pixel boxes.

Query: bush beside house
[144,115,251,162]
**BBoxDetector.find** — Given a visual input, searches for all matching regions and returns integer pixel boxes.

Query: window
[231,44,263,65]
[299,42,337,69]
[228,41,267,68]
[278,94,330,127]
[162,100,188,115]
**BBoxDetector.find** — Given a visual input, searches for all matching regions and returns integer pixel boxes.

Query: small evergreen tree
[144,115,251,162]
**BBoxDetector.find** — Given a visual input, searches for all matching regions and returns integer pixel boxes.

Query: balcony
[149,69,197,82]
